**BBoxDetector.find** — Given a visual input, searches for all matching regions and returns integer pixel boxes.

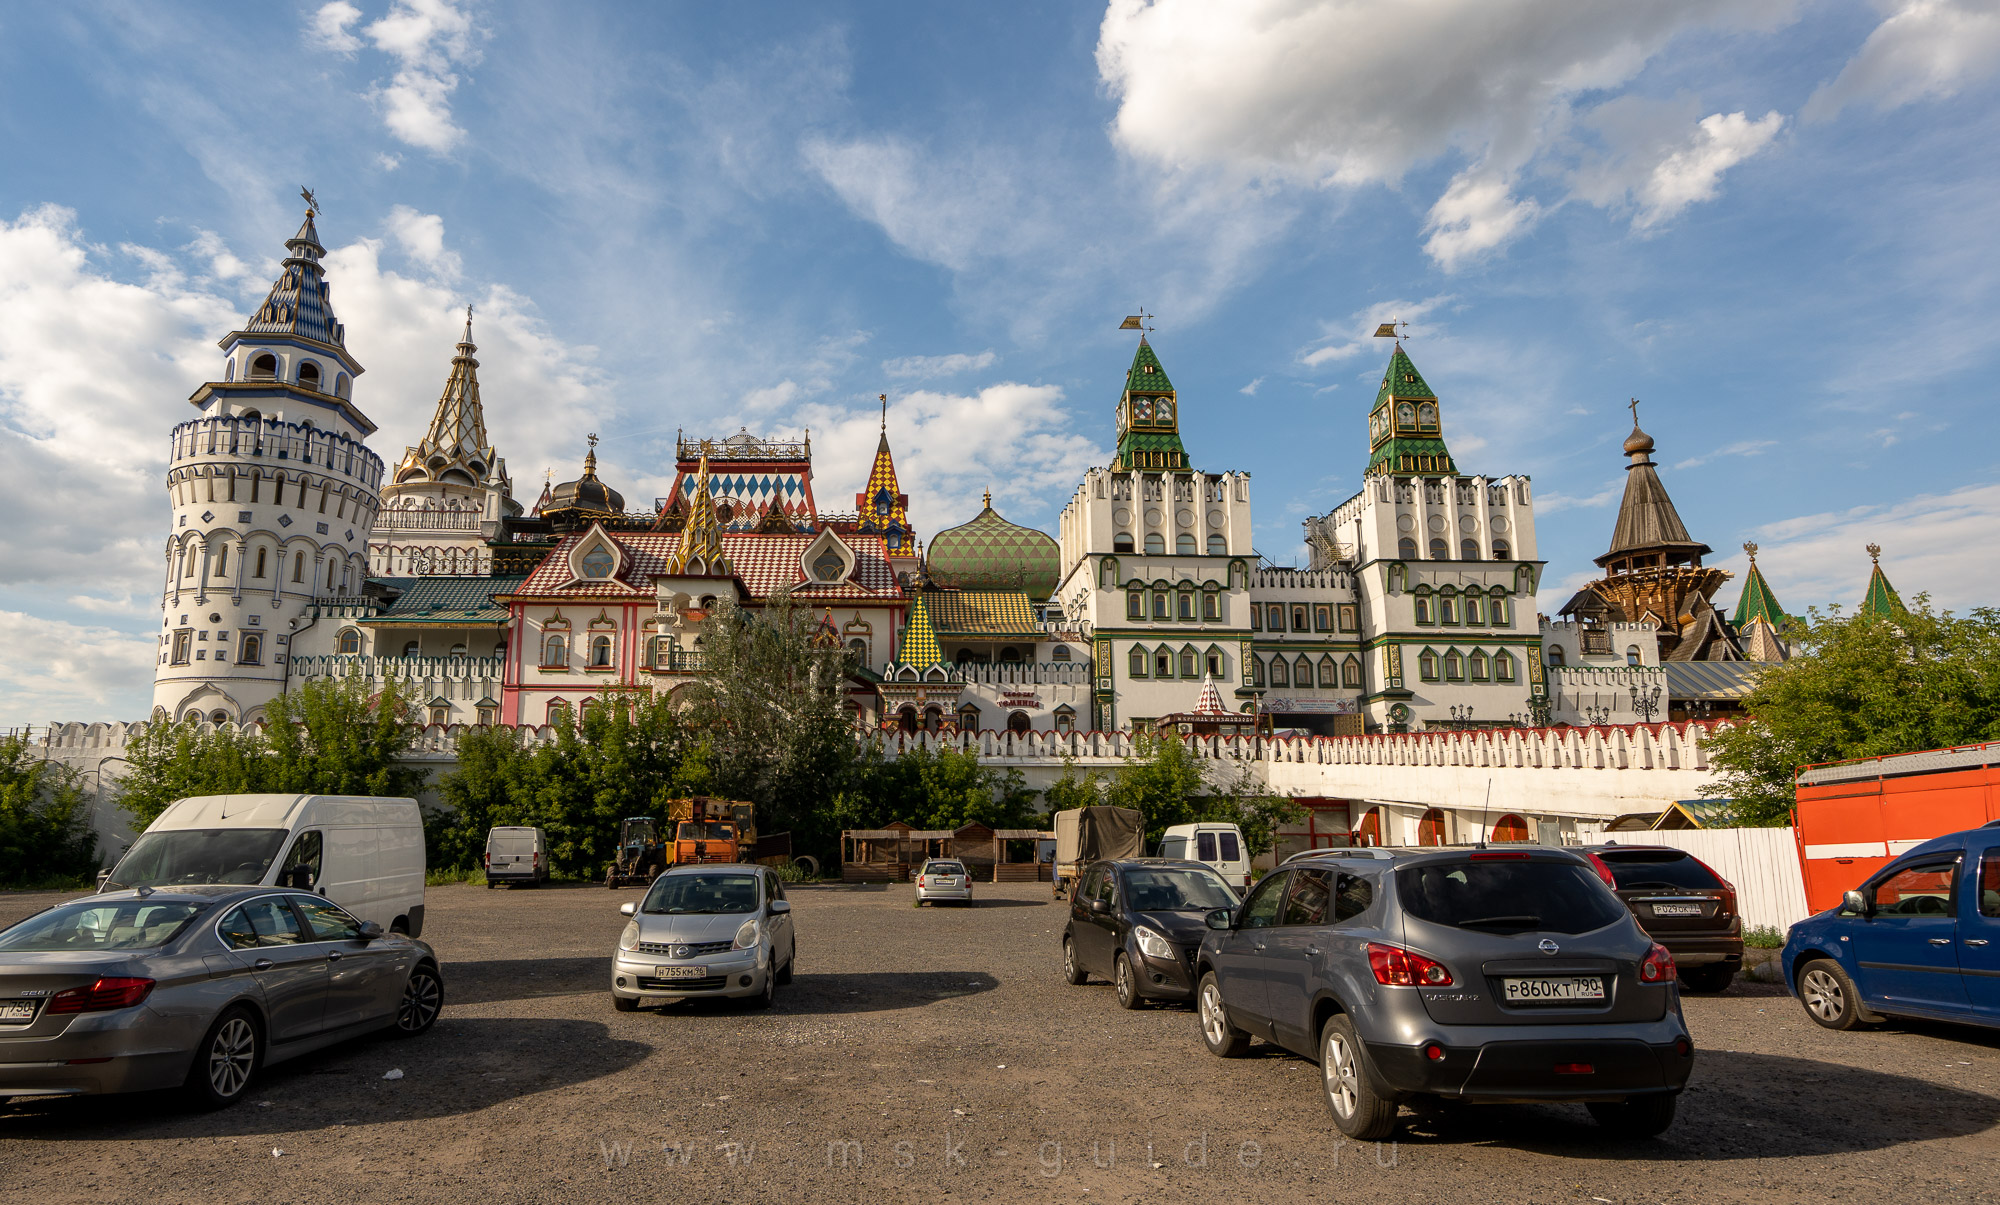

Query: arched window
[326,561,336,590]
[1398,536,1418,559]
[1054,707,1075,734]
[210,710,231,725]
[1460,538,1479,560]
[1177,590,1194,621]
[581,547,614,579]
[1342,657,1362,688]
[1270,657,1289,687]
[543,634,568,667]
[292,552,304,582]
[1100,559,1119,589]
[1206,649,1224,677]
[1144,533,1165,554]
[450,643,467,658]
[1429,537,1448,559]
[1294,655,1312,686]
[1155,649,1174,678]
[1179,647,1198,678]
[1206,533,1225,554]
[1152,590,1169,620]
[1626,645,1642,666]
[1465,595,1485,625]
[185,710,203,722]
[249,354,277,381]
[337,628,361,655]
[1113,534,1135,553]
[1051,645,1071,662]
[1007,711,1031,734]
[590,634,614,667]
[999,646,1023,662]
[1176,533,1197,555]
[297,361,321,390]
[1444,650,1464,680]
[812,547,845,582]
[1129,646,1148,678]
[847,637,868,663]
[239,635,261,665]
[1492,538,1511,560]
[1491,596,1510,626]
[253,547,267,579]
[334,373,351,399]
[1127,589,1144,619]
[1490,813,1530,843]
[1418,650,1439,681]
[1495,651,1516,682]
[547,699,572,726]
[1202,590,1220,621]
[215,545,229,577]
[403,640,420,657]
[1439,594,1459,625]
[959,704,983,732]
[1418,808,1448,846]
[1470,650,1489,680]
[1546,644,1565,667]
[1315,657,1334,687]
[1250,656,1266,687]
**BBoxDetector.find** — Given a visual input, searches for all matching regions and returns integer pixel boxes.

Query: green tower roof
[1365,344,1455,477]
[1113,337,1189,471]
[1860,545,1904,617]
[1731,545,1791,628]
[925,494,1062,600]
[1125,338,1173,393]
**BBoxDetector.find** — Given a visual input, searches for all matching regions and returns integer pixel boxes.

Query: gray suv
[1195,847,1693,1139]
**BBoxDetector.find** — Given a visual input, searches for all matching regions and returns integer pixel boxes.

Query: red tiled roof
[513,530,902,601]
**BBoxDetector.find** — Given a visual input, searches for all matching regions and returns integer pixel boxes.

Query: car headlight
[1134,926,1173,959]
[732,919,760,950]
[619,921,640,951]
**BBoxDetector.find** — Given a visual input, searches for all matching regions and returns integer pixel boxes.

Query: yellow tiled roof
[928,591,1038,636]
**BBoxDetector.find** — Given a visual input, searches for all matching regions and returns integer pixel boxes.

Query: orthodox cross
[301,186,320,215]
[1628,397,1642,427]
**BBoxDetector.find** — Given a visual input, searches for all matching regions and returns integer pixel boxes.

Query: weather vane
[879,392,888,432]
[1372,320,1410,341]
[587,432,599,452]
[300,186,320,216]
[1119,308,1155,335]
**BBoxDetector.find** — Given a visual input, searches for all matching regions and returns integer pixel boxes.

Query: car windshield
[642,874,760,915]
[1600,852,1722,891]
[104,829,289,890]
[677,822,735,841]
[925,863,965,876]
[1397,859,1627,935]
[1123,867,1239,911]
[0,899,206,951]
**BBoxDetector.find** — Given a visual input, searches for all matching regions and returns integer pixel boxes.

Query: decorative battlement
[953,661,1095,686]
[1540,618,1656,635]
[677,433,809,462]
[375,508,482,531]
[1250,568,1353,591]
[170,415,384,489]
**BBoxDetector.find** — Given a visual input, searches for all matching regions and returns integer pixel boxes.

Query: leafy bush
[1743,924,1786,949]
[0,736,97,888]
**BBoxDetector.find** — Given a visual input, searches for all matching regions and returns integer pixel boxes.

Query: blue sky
[2,0,1997,723]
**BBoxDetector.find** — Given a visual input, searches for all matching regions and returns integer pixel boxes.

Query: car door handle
[1966,939,1990,947]
[326,951,343,962]
[252,958,274,970]
[1929,938,1952,946]
[1304,946,1320,957]
[1251,943,1266,952]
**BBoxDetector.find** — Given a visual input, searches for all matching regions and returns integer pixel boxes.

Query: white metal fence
[1605,827,1810,933]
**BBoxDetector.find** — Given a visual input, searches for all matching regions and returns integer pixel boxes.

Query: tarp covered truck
[1052,805,1144,898]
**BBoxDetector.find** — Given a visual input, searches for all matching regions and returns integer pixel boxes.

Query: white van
[1158,822,1251,892]
[485,825,548,887]
[101,795,427,936]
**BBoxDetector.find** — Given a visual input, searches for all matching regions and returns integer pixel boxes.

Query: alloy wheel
[1115,957,1133,1005]
[399,969,443,1032]
[208,1017,256,1099]
[1200,983,1227,1045]
[1802,967,1845,1022]
[1063,942,1076,981]
[1323,1029,1359,1119]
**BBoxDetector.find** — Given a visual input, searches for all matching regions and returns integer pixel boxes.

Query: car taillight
[1639,942,1677,984]
[917,876,926,887]
[48,977,155,1015]
[1367,942,1453,987]
[1584,851,1617,889]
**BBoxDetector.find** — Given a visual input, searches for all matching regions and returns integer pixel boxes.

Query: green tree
[1041,758,1105,813]
[850,743,1039,832]
[0,737,98,886]
[1708,600,2000,825]
[117,716,271,829]
[1104,731,1304,857]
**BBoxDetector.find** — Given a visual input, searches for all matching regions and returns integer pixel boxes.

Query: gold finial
[583,433,599,477]
[879,393,888,432]
[1867,542,1882,564]
[300,186,319,215]
[982,488,992,510]
[1743,541,1758,563]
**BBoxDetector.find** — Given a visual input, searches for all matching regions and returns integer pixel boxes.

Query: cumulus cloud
[356,0,481,154]
[1569,98,1785,232]
[1806,0,2000,121]
[1299,296,1452,368]
[882,350,998,380]
[308,1,364,55]
[1095,0,1797,267]
[1239,376,1264,396]
[384,204,461,278]
[0,612,158,725]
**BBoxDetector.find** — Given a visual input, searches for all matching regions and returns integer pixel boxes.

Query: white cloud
[740,380,802,413]
[1723,482,2000,613]
[1568,98,1785,231]
[1239,376,1264,396]
[376,152,404,172]
[882,350,998,380]
[0,612,157,725]
[1806,0,2000,121]
[1300,296,1452,368]
[1535,483,1623,515]
[1672,438,1778,470]
[1631,111,1784,230]
[384,205,461,278]
[1095,0,1797,267]
[308,1,364,56]
[362,0,481,154]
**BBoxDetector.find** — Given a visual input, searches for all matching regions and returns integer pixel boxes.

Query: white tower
[153,204,384,723]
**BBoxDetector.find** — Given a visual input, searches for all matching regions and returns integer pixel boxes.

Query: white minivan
[1157,822,1251,892]
[101,794,427,936]
[485,825,549,888]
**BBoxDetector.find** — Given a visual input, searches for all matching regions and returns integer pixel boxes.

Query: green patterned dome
[926,495,1061,600]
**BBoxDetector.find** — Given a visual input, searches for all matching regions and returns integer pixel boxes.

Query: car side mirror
[1204,907,1235,931]
[95,869,112,890]
[1841,889,1869,917]
[619,902,637,917]
[769,899,792,914]
[1089,898,1110,915]
[356,921,385,942]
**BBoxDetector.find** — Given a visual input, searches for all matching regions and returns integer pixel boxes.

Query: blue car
[1782,822,2000,1031]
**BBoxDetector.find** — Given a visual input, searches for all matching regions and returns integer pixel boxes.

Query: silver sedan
[611,864,796,1011]
[0,885,443,1108]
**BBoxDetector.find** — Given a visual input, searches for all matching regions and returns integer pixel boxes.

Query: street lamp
[1523,695,1551,728]
[1581,703,1613,725]
[1630,683,1662,723]
[1449,704,1474,727]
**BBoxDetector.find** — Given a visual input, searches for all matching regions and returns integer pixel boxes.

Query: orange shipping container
[1794,743,2000,912]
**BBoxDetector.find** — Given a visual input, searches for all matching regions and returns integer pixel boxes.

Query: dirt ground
[2,880,1997,1204]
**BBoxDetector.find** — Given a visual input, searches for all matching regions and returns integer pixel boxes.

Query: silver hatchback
[610,865,796,1011]
[0,885,443,1108]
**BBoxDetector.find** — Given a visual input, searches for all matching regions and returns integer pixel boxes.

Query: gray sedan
[0,885,443,1108]
[611,864,796,1010]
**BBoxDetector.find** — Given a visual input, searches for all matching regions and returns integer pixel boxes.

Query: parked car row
[1065,846,1695,1140]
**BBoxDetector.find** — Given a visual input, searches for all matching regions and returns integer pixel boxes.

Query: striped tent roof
[897,591,942,668]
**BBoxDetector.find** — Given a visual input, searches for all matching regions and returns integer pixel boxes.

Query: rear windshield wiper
[1455,915,1541,930]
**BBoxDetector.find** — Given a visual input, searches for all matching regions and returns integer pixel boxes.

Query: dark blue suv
[1782,822,2000,1031]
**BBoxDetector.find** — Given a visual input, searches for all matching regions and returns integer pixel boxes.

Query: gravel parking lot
[3,880,1998,1204]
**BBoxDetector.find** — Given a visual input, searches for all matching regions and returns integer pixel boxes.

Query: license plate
[0,999,36,1023]
[1503,977,1606,1003]
[1651,903,1702,917]
[653,965,707,980]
